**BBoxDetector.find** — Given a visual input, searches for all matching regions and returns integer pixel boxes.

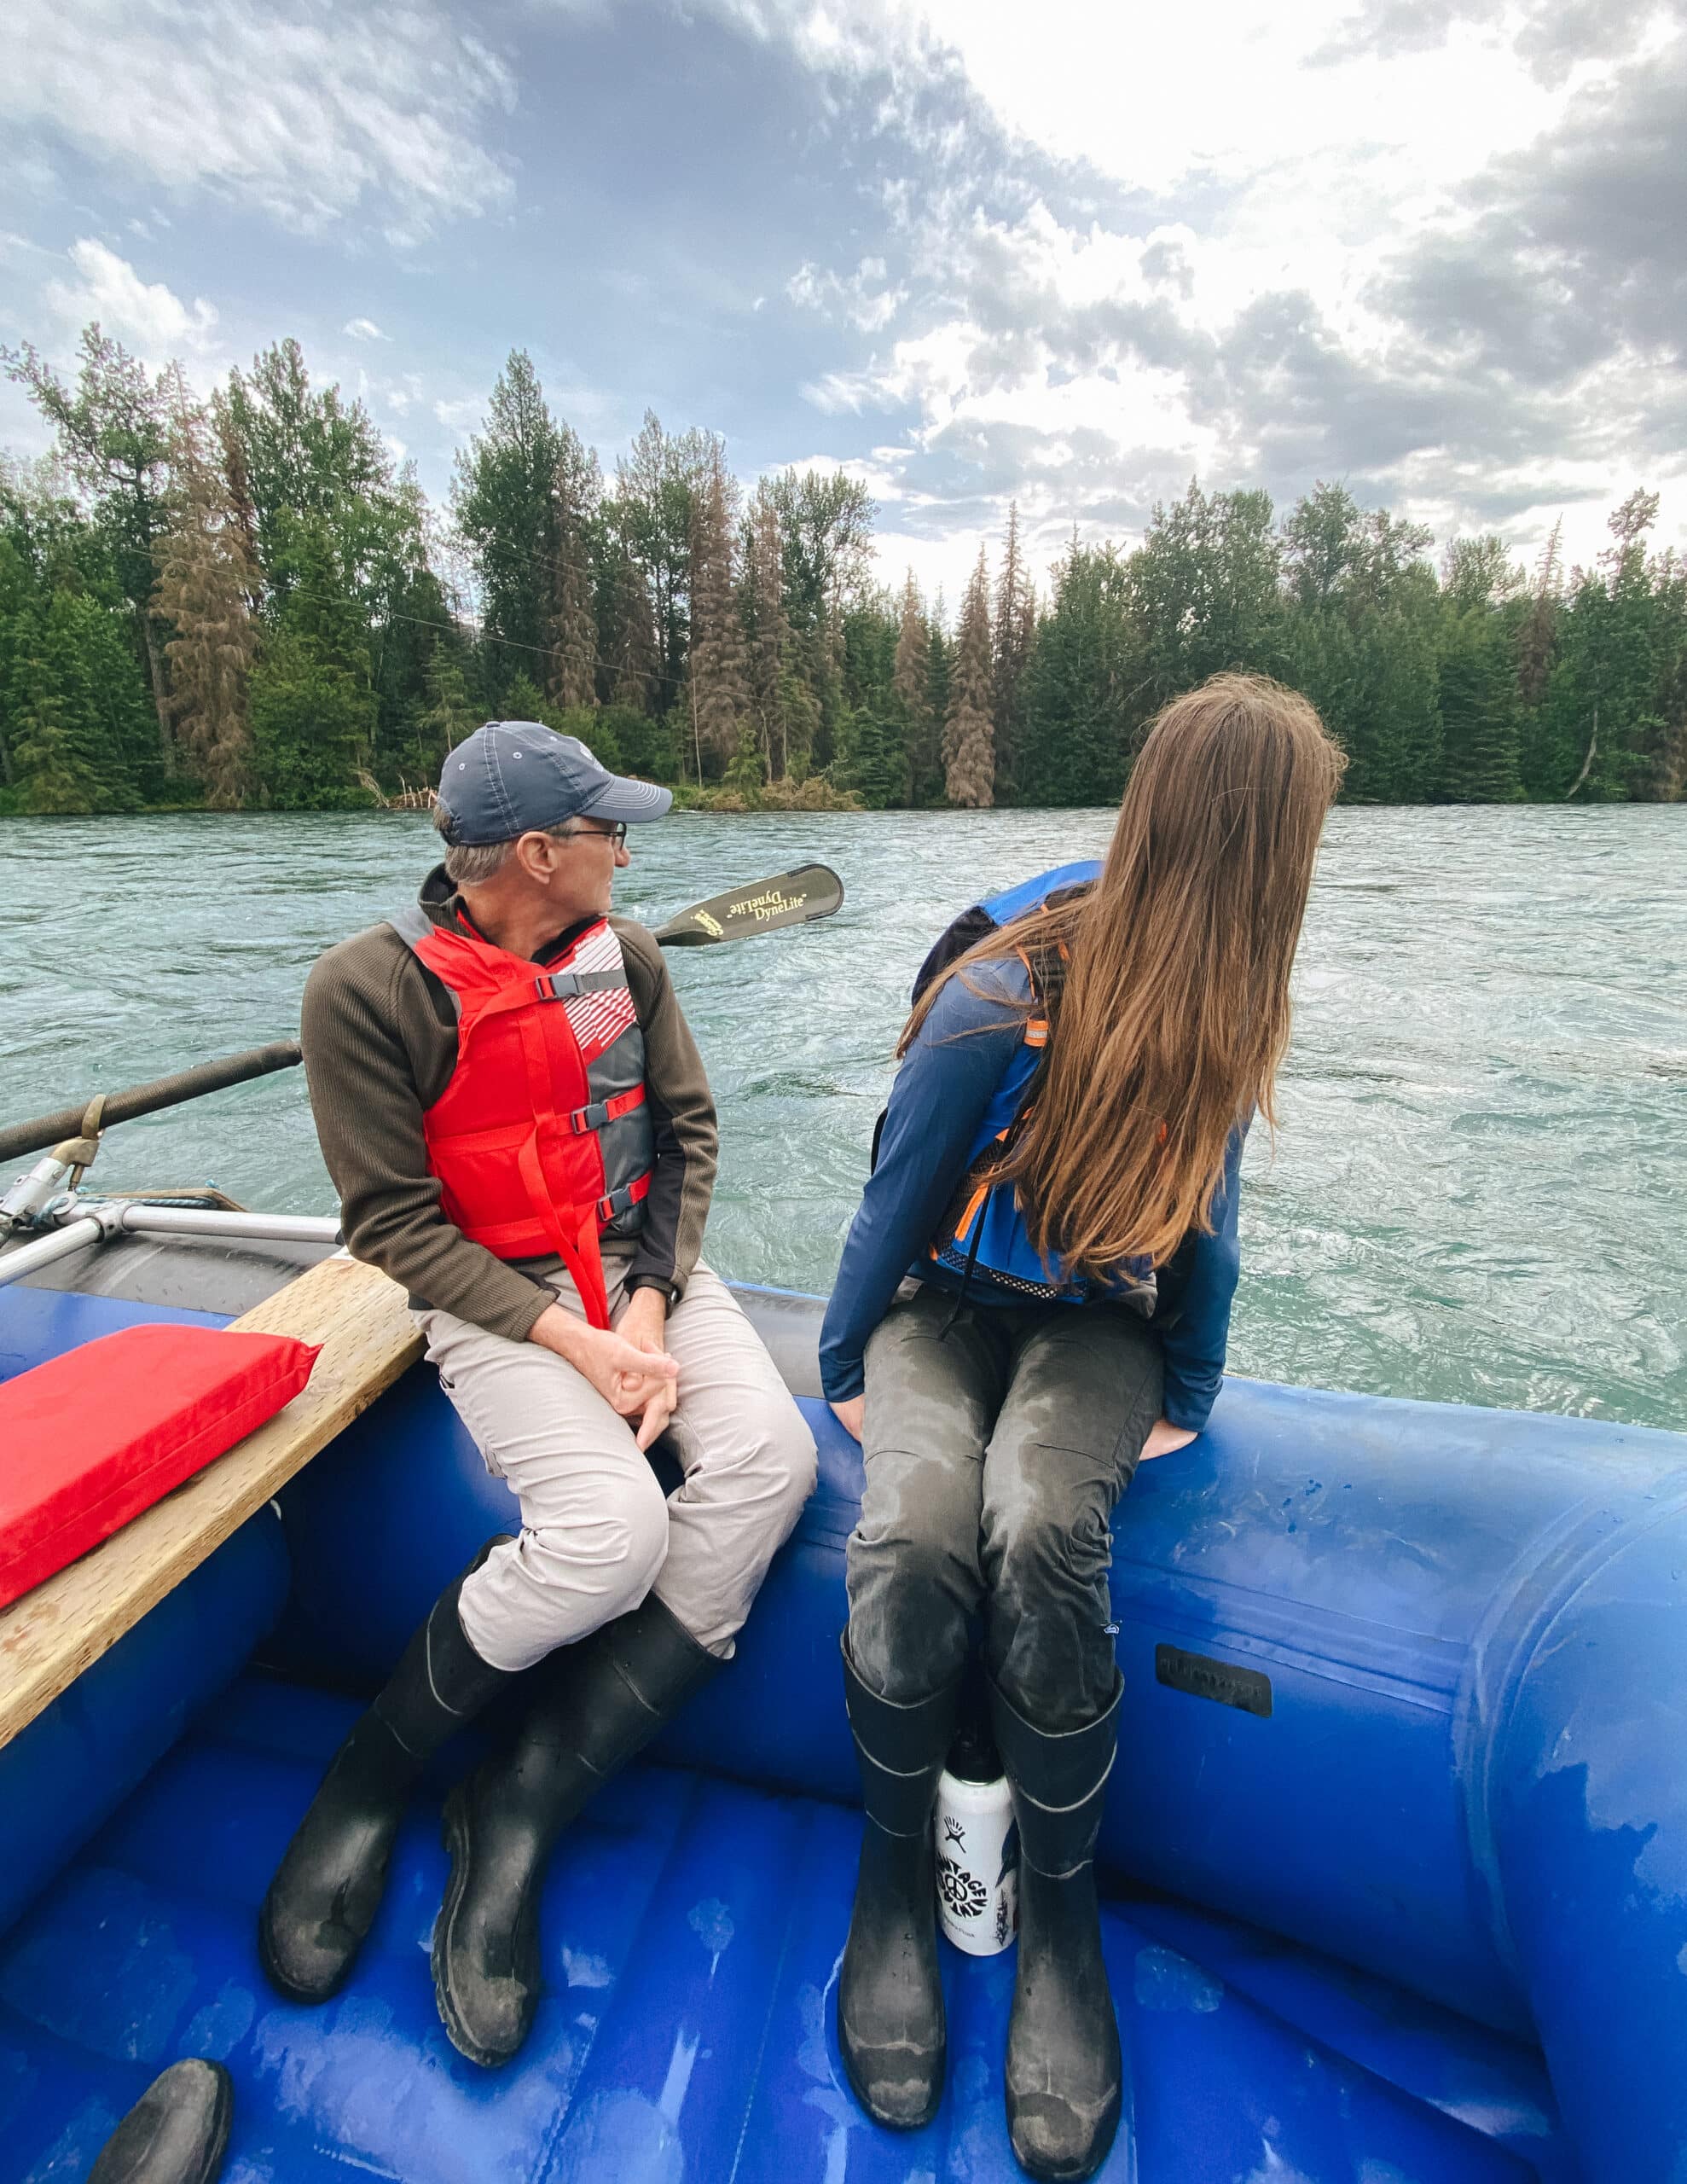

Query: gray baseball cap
[437,720,672,845]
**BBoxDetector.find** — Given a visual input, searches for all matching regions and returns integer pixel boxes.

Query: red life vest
[389,905,655,1329]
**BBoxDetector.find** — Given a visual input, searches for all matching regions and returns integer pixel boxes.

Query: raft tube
[2,1236,1684,2182]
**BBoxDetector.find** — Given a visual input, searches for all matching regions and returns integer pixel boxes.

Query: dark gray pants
[845,1286,1163,1734]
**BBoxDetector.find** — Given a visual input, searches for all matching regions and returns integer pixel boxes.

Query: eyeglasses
[556,822,629,848]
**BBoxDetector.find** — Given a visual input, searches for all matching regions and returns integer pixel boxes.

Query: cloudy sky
[3,0,1682,603]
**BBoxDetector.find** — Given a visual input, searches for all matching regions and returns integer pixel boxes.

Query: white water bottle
[934,1720,1018,1956]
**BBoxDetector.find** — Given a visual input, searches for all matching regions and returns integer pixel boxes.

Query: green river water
[2,807,1682,1431]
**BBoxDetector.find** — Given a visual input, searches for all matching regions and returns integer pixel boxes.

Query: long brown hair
[901,672,1346,1278]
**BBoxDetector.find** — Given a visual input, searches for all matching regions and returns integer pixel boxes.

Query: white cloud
[787,254,906,333]
[433,396,483,431]
[773,447,909,503]
[0,0,516,243]
[44,239,220,363]
[344,317,388,341]
[356,366,425,417]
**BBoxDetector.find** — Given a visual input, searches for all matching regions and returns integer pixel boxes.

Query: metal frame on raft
[0,1040,340,1292]
[0,1201,344,1291]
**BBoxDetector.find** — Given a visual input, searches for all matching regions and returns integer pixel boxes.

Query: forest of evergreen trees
[2,327,1683,816]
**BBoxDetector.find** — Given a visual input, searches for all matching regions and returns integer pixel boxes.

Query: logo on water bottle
[939,1857,988,1920]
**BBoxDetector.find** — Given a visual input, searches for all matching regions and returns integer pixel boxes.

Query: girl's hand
[1140,1417,1198,1461]
[831,1396,866,1443]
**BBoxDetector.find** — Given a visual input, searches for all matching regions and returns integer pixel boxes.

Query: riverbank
[0,779,864,820]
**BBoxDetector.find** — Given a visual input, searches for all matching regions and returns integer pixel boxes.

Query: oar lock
[0,1097,107,1236]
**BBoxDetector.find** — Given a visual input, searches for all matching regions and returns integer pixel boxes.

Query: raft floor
[0,1677,1566,2183]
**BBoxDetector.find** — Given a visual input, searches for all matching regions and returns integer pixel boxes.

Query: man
[260,720,817,2067]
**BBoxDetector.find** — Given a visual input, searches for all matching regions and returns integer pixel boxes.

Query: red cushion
[0,1324,320,1611]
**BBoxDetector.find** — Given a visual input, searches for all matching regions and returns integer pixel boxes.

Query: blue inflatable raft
[2,1230,1684,2184]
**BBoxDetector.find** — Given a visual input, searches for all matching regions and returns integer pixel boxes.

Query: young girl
[820,674,1344,2181]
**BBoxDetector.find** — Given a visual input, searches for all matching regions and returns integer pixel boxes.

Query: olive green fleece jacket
[299,865,717,1344]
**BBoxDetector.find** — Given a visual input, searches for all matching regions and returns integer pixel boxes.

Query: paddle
[652,862,845,948]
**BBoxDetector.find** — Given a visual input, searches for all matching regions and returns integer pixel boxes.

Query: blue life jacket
[914,860,1157,1316]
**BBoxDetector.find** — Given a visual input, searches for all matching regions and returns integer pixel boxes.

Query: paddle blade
[652,863,844,947]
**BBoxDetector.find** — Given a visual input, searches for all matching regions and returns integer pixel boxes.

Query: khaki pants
[416,1252,817,1672]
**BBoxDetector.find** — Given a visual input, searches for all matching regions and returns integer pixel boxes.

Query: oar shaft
[0,1043,303,1166]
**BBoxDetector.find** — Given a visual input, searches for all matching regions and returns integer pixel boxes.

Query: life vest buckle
[568,1101,609,1135]
[596,1172,652,1226]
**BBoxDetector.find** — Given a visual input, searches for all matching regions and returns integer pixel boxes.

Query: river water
[2,807,1682,1431]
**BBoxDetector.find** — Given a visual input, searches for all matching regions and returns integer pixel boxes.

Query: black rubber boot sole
[838,2024,945,2133]
[432,1778,525,2070]
[88,2058,233,2184]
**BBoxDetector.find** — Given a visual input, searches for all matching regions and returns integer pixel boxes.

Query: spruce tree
[9,655,105,811]
[1536,494,1666,804]
[214,388,263,599]
[449,351,565,698]
[744,485,791,779]
[682,443,747,781]
[1637,650,1687,803]
[944,549,995,807]
[891,569,930,720]
[1590,490,1667,801]
[1019,539,1137,805]
[925,587,952,764]
[548,427,600,712]
[597,541,658,714]
[153,405,260,807]
[992,502,1036,800]
[837,704,908,807]
[1437,609,1523,802]
[7,588,148,812]
[1517,522,1562,711]
[892,570,940,804]
[613,411,713,715]
[1516,522,1563,797]
[413,649,478,778]
[247,509,376,808]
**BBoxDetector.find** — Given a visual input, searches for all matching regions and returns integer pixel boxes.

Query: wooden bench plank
[0,1254,421,1751]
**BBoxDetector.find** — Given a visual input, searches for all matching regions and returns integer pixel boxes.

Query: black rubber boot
[433,1591,720,2066]
[836,1639,961,2131]
[259,1539,516,2003]
[87,2059,232,2184]
[988,1674,1125,2183]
